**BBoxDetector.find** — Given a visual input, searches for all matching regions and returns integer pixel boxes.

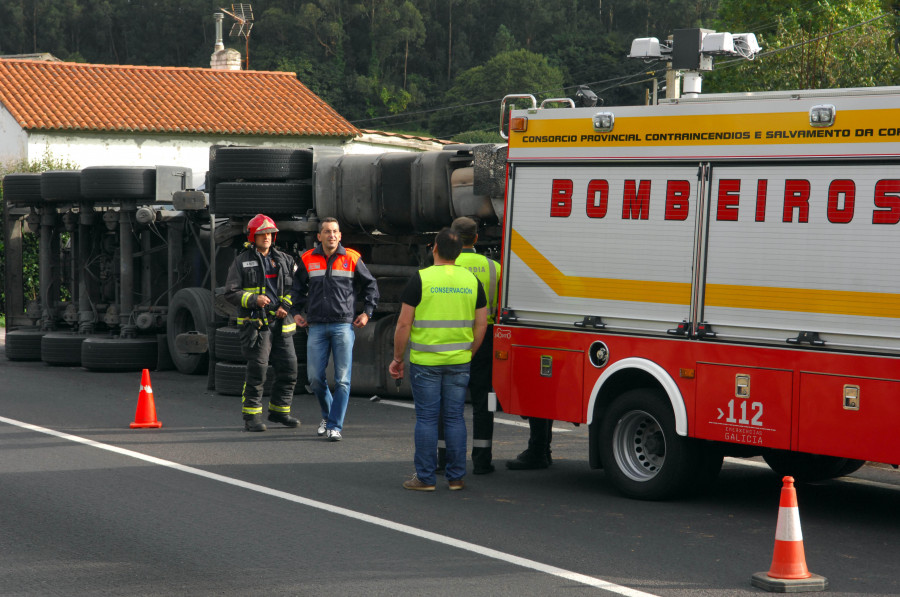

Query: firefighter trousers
[241,325,297,417]
[439,328,494,469]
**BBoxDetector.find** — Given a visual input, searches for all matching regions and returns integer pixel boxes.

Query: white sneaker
[327,429,342,442]
[317,419,327,436]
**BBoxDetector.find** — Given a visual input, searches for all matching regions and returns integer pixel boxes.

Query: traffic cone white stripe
[141,385,153,394]
[774,506,803,542]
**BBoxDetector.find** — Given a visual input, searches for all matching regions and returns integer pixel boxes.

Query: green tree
[707,0,897,91]
[429,48,565,138]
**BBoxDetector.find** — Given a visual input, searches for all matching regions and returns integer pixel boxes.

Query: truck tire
[212,147,313,181]
[41,332,89,366]
[599,388,705,500]
[81,167,156,199]
[762,452,867,482]
[4,329,46,360]
[213,181,313,216]
[81,336,159,371]
[293,330,308,394]
[3,173,44,207]
[167,287,214,375]
[41,171,83,203]
[214,326,244,362]
[214,361,274,396]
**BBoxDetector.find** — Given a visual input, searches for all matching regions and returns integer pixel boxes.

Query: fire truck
[491,87,900,499]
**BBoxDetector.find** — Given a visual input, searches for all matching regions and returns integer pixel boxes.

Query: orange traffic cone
[130,369,162,429]
[751,476,827,592]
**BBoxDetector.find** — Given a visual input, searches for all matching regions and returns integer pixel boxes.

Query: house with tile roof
[0,57,361,187]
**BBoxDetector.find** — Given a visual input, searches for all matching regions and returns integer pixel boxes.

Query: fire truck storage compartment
[508,345,584,422]
[503,163,696,334]
[703,162,900,352]
[798,373,900,464]
[693,363,792,450]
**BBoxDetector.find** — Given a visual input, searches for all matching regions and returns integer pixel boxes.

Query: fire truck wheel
[762,452,867,482]
[81,336,158,371]
[80,167,156,200]
[212,147,313,181]
[167,288,214,375]
[2,173,44,207]
[599,388,700,500]
[213,326,244,362]
[41,332,90,366]
[4,329,47,361]
[214,361,274,397]
[213,182,313,216]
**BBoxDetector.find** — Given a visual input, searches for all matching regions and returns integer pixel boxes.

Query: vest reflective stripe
[330,269,354,278]
[410,265,478,366]
[308,269,326,278]
[413,319,475,328]
[455,252,500,324]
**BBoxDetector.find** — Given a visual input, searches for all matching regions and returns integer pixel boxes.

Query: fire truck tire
[214,361,274,396]
[212,147,313,181]
[4,329,47,360]
[41,332,89,366]
[213,182,313,216]
[3,173,44,206]
[762,452,867,482]
[599,388,701,500]
[80,167,156,199]
[41,171,83,203]
[167,287,214,375]
[81,336,158,371]
[214,326,244,362]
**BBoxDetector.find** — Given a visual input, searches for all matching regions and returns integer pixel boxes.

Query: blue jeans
[307,322,354,432]
[409,362,470,485]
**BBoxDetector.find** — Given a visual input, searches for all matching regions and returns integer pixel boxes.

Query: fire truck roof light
[509,117,528,133]
[592,112,615,132]
[809,104,836,127]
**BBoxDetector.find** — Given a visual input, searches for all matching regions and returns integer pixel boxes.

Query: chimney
[213,13,225,52]
[210,12,242,70]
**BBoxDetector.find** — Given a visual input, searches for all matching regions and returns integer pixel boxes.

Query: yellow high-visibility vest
[410,265,479,366]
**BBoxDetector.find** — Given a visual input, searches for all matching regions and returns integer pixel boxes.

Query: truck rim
[612,410,667,482]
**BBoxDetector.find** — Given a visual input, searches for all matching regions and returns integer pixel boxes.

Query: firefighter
[224,214,300,432]
[390,228,488,491]
[436,217,500,474]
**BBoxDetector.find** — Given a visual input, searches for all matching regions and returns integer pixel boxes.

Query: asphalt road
[1,332,899,596]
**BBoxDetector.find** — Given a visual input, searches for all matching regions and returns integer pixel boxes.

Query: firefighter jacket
[293,243,379,324]
[409,265,480,366]
[455,249,501,324]
[224,243,298,334]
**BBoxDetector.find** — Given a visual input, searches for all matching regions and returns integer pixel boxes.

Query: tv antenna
[220,4,254,69]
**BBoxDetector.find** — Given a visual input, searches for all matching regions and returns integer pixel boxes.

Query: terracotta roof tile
[0,59,359,138]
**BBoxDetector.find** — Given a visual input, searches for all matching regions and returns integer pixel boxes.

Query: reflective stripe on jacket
[455,250,500,324]
[410,265,479,366]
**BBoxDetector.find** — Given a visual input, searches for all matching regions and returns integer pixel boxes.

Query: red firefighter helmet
[247,214,278,243]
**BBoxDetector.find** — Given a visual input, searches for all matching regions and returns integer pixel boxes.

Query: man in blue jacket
[293,217,379,441]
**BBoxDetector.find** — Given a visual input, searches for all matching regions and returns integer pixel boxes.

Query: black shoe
[244,415,267,432]
[267,412,300,428]
[506,452,549,470]
[473,464,495,475]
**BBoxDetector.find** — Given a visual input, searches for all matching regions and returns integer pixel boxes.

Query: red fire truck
[491,87,900,499]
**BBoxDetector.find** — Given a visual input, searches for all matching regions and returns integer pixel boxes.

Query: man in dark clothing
[223,214,300,432]
[506,418,553,469]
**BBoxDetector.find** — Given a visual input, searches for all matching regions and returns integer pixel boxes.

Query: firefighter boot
[505,449,549,470]
[267,412,300,428]
[243,414,267,432]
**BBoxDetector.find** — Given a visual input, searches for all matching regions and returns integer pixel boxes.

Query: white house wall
[0,108,29,169]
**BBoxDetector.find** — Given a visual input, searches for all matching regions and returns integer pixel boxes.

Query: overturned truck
[2,144,508,398]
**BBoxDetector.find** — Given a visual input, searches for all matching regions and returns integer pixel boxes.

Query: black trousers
[241,325,297,416]
[524,417,553,459]
[439,328,494,468]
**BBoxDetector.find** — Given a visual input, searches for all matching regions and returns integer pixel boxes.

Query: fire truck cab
[492,87,900,499]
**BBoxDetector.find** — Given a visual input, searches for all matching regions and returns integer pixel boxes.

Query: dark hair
[434,228,462,261]
[450,216,478,246]
[318,217,340,232]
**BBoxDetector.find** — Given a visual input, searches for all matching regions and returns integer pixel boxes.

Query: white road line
[374,398,573,433]
[0,415,654,597]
